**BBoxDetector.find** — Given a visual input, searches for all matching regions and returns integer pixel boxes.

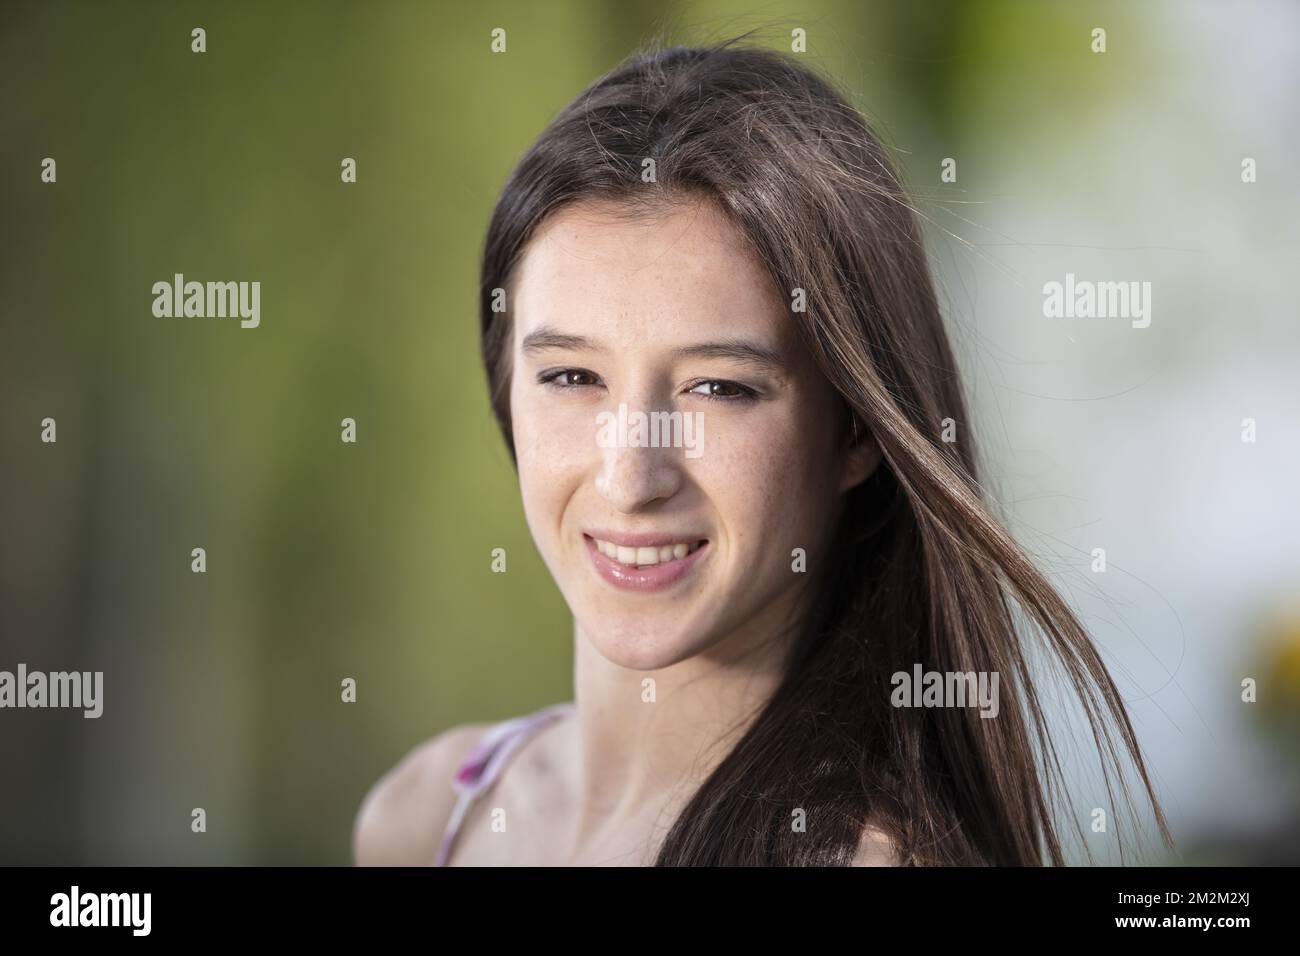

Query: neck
[564,604,801,858]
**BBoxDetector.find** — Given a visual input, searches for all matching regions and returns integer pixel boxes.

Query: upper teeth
[592,538,702,566]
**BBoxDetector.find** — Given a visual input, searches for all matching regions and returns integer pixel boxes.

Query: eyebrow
[673,340,786,373]
[520,328,602,355]
[521,325,787,373]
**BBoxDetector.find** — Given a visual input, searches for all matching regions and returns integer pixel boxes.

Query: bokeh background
[2,0,1297,865]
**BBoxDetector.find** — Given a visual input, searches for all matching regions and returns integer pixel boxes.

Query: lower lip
[584,535,710,592]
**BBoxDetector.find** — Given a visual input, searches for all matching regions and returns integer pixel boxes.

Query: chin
[578,610,713,671]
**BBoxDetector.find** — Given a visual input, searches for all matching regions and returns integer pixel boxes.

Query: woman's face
[508,195,875,670]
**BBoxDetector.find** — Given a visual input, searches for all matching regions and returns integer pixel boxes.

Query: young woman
[354,40,1173,866]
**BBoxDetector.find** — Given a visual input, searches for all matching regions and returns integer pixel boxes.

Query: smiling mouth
[588,536,707,569]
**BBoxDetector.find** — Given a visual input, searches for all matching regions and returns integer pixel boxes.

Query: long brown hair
[478,39,1173,865]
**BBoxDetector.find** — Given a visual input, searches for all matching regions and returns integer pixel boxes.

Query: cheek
[510,380,594,526]
[702,403,842,556]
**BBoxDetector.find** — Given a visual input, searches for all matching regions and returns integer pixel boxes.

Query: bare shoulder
[352,722,492,866]
[850,824,900,867]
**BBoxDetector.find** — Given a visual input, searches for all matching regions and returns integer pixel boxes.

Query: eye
[686,379,757,401]
[538,368,602,389]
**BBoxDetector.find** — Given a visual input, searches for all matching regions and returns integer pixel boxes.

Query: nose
[593,422,685,513]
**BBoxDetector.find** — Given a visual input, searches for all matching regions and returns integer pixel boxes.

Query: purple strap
[433,702,575,866]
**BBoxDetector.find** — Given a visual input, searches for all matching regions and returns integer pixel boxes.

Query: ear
[837,418,882,493]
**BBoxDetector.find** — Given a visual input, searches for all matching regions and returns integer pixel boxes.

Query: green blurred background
[3,0,1298,864]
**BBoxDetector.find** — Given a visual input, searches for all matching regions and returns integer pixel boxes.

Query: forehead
[510,196,787,347]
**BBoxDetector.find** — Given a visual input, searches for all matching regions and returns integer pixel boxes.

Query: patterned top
[433,701,576,866]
